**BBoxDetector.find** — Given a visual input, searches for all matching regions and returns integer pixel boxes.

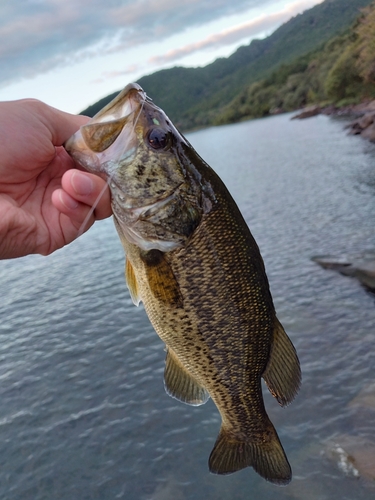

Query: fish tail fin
[208,425,291,485]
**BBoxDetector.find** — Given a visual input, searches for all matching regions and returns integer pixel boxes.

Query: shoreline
[292,100,375,143]
[299,101,375,294]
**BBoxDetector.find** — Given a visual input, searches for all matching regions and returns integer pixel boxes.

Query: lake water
[1,113,375,499]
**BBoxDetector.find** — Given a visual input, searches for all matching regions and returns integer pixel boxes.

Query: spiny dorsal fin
[164,348,210,406]
[141,249,183,308]
[125,258,141,306]
[262,318,301,407]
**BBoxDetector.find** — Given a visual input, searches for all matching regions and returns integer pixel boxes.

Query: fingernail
[71,171,94,195]
[60,191,78,210]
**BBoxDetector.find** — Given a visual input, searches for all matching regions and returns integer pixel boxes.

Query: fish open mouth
[64,83,148,173]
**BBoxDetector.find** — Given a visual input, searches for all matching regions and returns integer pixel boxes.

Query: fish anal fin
[263,318,301,407]
[209,425,291,485]
[141,249,183,308]
[164,348,210,406]
[126,258,141,306]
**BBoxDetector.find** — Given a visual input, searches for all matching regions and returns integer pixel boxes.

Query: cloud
[91,65,145,84]
[0,0,278,87]
[149,0,324,65]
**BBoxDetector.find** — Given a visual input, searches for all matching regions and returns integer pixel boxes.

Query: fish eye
[147,128,169,150]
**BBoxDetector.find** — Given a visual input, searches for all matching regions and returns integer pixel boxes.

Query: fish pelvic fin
[208,425,291,485]
[263,318,301,407]
[126,258,141,306]
[164,348,210,406]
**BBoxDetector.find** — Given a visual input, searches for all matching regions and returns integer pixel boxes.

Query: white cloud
[149,0,322,66]
[0,0,324,113]
[0,0,277,87]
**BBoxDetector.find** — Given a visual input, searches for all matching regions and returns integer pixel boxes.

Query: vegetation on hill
[81,0,375,130]
[215,2,375,124]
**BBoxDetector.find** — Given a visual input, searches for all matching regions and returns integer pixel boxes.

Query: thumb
[37,101,91,146]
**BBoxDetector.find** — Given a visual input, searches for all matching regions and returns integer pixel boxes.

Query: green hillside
[216,2,375,123]
[81,0,374,130]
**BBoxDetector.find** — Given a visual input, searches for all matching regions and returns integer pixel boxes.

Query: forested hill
[81,0,374,130]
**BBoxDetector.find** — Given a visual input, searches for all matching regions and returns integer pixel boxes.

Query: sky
[0,0,324,114]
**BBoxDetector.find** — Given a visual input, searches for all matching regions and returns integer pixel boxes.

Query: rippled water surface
[1,113,375,499]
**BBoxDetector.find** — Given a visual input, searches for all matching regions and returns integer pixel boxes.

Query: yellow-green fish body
[65,83,301,485]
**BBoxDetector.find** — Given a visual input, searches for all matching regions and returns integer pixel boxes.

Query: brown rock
[352,100,375,114]
[358,112,375,129]
[345,110,375,136]
[347,121,364,135]
[290,99,375,144]
[349,382,375,410]
[325,436,375,482]
[361,122,375,142]
[312,254,375,291]
[321,105,337,115]
[292,106,321,119]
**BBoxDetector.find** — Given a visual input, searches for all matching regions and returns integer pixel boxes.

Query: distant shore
[292,100,375,143]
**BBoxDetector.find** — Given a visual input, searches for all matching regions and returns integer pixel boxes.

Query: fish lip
[92,83,147,124]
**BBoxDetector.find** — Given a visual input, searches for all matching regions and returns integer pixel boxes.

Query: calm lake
[1,112,375,499]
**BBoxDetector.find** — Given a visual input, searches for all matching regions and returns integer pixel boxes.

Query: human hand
[0,99,112,259]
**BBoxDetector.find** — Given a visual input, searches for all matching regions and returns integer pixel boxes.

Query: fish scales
[65,82,301,485]
[122,167,287,477]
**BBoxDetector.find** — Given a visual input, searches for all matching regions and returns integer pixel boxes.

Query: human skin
[0,98,112,259]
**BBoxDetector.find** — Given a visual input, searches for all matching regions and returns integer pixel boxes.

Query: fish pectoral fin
[209,424,291,485]
[262,318,301,407]
[141,249,183,308]
[126,258,141,306]
[164,348,210,406]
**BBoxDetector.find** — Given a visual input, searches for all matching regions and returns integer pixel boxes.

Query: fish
[65,83,301,485]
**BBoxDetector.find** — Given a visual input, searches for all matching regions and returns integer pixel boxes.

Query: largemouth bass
[65,83,301,485]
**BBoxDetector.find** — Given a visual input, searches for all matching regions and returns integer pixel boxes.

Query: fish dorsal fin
[164,348,210,406]
[125,258,141,306]
[141,250,183,308]
[262,318,301,407]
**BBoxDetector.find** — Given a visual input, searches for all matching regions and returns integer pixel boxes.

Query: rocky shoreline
[293,102,375,295]
[312,254,375,294]
[294,103,375,491]
[293,100,375,143]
